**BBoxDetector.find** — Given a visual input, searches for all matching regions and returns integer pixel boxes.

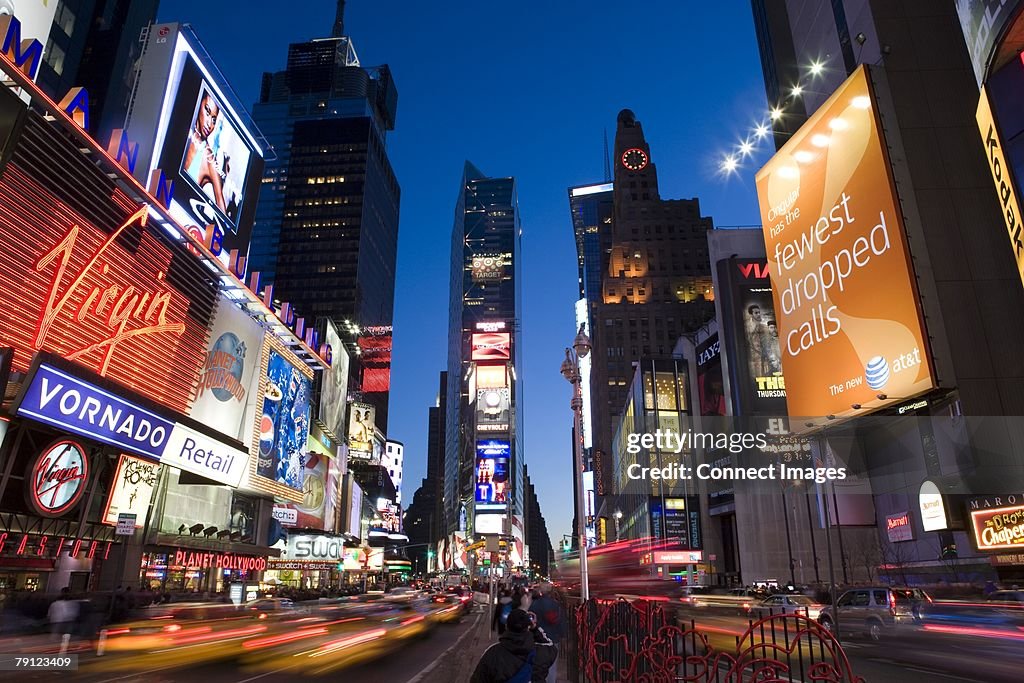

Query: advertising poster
[756,66,934,421]
[716,258,787,416]
[955,0,1022,84]
[476,364,507,389]
[475,439,510,504]
[319,320,350,441]
[190,296,264,442]
[347,402,375,460]
[978,56,1024,290]
[103,455,160,528]
[472,332,511,361]
[357,326,392,394]
[476,387,510,432]
[696,333,725,417]
[274,435,337,530]
[127,24,265,270]
[256,347,312,491]
[471,254,506,281]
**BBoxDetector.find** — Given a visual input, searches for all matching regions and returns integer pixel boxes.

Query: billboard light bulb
[778,166,799,180]
[791,85,803,97]
[754,124,769,138]
[721,156,738,173]
[829,117,849,131]
[793,150,814,164]
[739,141,753,156]
[770,107,783,121]
[809,61,824,77]
[811,134,830,148]
[852,95,871,110]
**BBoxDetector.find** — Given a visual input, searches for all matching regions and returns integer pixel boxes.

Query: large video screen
[128,25,265,270]
[475,439,510,504]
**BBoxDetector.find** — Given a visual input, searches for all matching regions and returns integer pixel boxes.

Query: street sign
[115,513,136,535]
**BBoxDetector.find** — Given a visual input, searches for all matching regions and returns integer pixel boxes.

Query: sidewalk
[423,594,571,682]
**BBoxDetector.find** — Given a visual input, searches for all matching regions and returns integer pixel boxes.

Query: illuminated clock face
[621,148,649,171]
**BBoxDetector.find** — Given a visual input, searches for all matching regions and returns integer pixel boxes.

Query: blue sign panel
[17,364,173,460]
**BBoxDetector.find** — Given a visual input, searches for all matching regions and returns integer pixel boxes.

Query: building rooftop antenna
[603,128,611,182]
[332,0,346,38]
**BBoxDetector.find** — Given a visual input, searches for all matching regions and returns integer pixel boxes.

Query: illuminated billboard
[716,258,787,416]
[189,296,264,443]
[471,253,506,281]
[756,65,934,421]
[357,326,392,393]
[126,24,265,270]
[273,433,339,531]
[476,364,507,389]
[475,440,510,504]
[476,387,510,432]
[971,504,1024,551]
[476,513,505,536]
[347,402,376,460]
[976,55,1024,292]
[575,299,593,448]
[696,333,725,417]
[319,320,350,441]
[0,162,216,414]
[472,332,511,361]
[252,340,313,496]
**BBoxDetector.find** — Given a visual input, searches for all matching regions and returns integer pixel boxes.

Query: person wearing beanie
[471,608,557,682]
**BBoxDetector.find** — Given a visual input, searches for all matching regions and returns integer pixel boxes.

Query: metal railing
[566,598,865,682]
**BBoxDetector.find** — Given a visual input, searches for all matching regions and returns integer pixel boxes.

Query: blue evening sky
[158,1,775,546]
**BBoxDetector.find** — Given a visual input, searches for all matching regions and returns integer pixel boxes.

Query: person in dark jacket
[472,608,557,683]
[492,589,515,634]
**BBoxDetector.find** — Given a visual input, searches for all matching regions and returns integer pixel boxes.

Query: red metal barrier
[573,598,865,683]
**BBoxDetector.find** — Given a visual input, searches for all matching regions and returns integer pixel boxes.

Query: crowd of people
[472,582,567,683]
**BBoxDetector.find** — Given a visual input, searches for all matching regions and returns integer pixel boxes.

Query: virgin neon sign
[0,166,212,414]
[34,206,185,376]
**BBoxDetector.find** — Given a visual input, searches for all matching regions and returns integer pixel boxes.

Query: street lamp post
[561,323,592,601]
[614,510,623,542]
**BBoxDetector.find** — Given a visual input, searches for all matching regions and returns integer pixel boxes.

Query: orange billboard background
[755,66,934,421]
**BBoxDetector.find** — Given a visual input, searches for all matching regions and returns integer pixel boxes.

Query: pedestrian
[471,608,557,683]
[492,589,514,634]
[47,588,79,640]
[529,583,565,682]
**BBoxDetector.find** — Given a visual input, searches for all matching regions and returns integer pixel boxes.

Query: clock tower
[613,109,659,208]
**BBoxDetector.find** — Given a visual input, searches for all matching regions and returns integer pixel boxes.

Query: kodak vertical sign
[755,66,935,422]
[977,85,1024,290]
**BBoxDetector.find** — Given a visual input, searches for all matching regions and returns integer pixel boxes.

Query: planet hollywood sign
[173,549,267,572]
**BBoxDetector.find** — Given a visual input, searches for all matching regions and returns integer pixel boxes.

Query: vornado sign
[971,504,1024,551]
[756,65,935,422]
[977,86,1024,290]
[285,534,348,562]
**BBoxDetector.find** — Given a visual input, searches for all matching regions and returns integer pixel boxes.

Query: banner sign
[886,511,914,542]
[972,504,1024,551]
[17,363,249,486]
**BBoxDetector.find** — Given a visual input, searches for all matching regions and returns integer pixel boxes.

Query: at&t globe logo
[865,356,889,390]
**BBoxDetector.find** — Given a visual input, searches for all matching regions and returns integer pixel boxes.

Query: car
[987,590,1024,605]
[818,587,929,641]
[246,598,295,612]
[749,594,825,620]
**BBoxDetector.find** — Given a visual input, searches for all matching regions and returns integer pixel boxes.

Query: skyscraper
[36,0,160,141]
[445,163,525,569]
[250,2,399,428]
[579,110,716,499]
[403,371,447,573]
